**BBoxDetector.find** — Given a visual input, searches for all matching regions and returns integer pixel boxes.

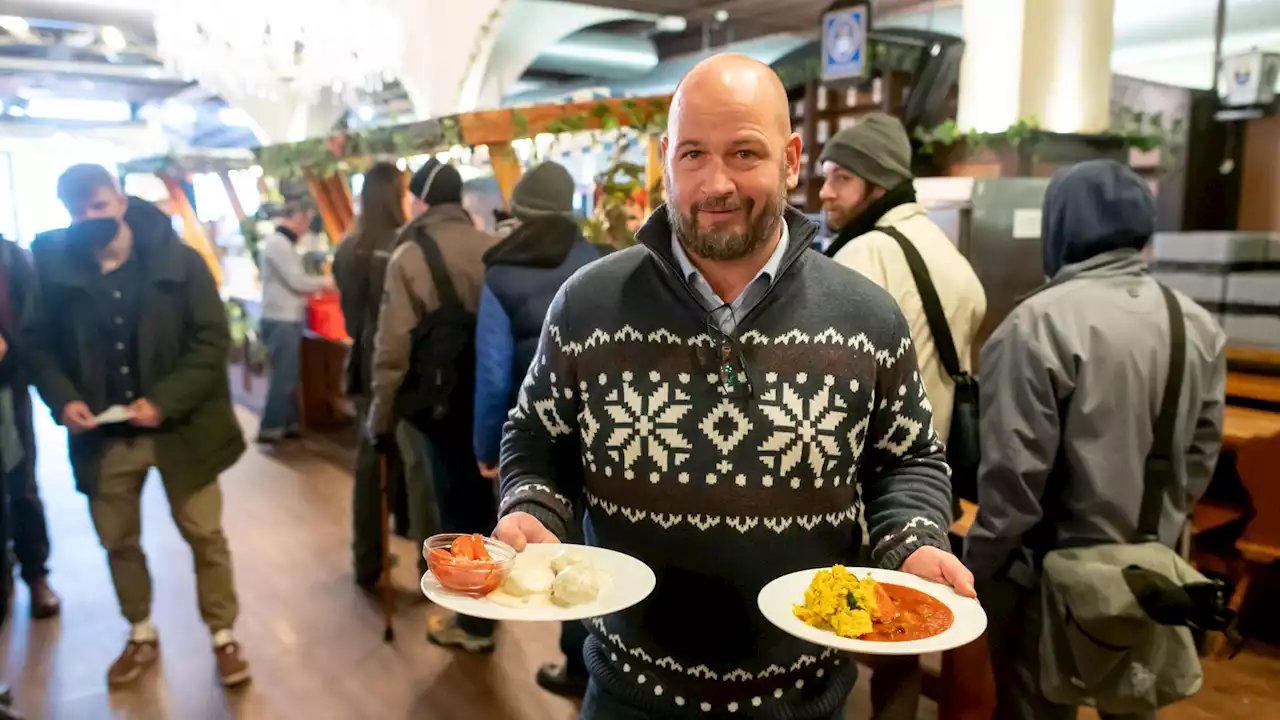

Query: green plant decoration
[913,117,1046,157]
[1110,107,1186,171]
[240,216,264,265]
[582,136,651,248]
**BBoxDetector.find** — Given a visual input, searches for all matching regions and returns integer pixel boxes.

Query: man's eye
[736,150,757,159]
[683,150,703,160]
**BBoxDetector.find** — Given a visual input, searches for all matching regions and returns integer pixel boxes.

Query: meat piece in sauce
[872,582,898,623]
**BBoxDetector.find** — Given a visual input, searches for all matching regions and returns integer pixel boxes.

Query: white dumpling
[503,553,555,596]
[551,564,600,607]
[550,549,590,575]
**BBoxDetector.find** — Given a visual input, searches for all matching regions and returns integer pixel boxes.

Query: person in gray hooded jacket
[964,159,1226,720]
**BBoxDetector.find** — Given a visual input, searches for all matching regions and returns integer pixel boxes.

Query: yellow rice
[792,565,880,639]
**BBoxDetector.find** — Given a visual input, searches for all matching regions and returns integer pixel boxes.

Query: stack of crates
[1150,232,1280,349]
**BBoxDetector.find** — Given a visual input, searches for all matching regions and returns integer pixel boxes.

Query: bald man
[495,54,967,719]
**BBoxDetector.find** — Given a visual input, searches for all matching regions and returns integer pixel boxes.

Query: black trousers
[424,417,497,638]
[5,388,48,584]
[351,397,406,585]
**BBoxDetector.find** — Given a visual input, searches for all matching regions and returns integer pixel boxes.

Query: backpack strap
[1136,284,1187,542]
[412,229,462,309]
[879,226,964,379]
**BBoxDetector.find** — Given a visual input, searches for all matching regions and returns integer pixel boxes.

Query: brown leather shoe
[28,579,60,620]
[216,643,251,687]
[107,640,159,686]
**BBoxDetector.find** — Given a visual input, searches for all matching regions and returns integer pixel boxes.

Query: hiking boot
[426,615,495,653]
[107,639,159,686]
[536,662,589,699]
[28,579,60,620]
[216,642,252,687]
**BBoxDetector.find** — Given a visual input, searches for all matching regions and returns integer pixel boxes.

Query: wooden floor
[0,401,1276,719]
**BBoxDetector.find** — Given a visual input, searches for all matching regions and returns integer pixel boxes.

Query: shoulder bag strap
[1136,283,1187,542]
[879,226,963,379]
[413,229,462,309]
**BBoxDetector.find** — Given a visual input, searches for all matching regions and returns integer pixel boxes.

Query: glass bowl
[423,533,516,597]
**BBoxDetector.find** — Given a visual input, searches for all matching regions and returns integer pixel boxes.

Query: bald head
[671,53,793,141]
[663,53,802,263]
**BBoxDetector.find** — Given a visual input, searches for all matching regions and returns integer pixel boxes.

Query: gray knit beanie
[817,113,913,190]
[511,161,576,222]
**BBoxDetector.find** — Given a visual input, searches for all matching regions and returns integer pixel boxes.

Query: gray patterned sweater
[499,207,953,719]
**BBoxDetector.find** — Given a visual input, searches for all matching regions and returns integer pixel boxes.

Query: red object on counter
[306,291,350,342]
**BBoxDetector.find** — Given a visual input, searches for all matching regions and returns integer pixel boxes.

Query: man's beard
[668,164,788,261]
[824,194,876,233]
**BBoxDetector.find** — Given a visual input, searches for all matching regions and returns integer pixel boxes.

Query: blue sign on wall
[822,5,868,82]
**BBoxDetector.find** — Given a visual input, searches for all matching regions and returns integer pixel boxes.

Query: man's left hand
[901,546,976,598]
[128,399,164,428]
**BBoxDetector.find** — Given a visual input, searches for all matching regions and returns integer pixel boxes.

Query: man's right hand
[493,511,560,551]
[62,401,97,434]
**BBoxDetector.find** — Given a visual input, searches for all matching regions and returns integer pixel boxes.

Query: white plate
[757,567,987,655]
[420,543,656,622]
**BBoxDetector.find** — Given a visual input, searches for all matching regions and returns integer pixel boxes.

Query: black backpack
[880,226,981,513]
[393,229,477,431]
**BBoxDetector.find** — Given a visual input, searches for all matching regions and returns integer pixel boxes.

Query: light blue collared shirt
[670,223,790,335]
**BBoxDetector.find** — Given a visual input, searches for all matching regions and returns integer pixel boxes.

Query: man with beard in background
[493,53,969,719]
[819,113,987,720]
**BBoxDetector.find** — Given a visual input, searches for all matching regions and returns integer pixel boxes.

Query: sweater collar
[637,204,817,283]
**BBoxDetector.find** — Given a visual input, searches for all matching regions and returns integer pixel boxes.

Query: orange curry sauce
[861,583,954,642]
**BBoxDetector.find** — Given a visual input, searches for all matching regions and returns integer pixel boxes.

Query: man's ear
[784,132,802,190]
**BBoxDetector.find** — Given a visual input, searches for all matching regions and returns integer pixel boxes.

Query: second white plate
[757,567,987,655]
[421,543,656,622]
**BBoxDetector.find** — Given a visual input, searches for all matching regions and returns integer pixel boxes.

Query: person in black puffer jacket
[472,161,608,690]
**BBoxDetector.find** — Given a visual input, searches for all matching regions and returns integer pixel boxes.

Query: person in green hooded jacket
[28,164,249,689]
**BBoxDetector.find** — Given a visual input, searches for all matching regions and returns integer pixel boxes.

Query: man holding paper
[27,165,250,689]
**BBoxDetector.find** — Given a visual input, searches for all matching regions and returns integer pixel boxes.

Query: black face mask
[66,217,120,251]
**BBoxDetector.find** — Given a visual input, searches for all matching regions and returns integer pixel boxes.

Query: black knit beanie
[409,158,463,206]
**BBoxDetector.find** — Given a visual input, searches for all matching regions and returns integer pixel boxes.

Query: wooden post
[803,81,821,211]
[644,133,663,214]
[217,170,247,222]
[160,174,223,287]
[325,173,355,231]
[304,170,353,243]
[489,142,523,207]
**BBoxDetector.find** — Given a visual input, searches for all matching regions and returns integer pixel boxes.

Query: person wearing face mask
[819,115,987,720]
[492,54,969,719]
[257,200,335,444]
[27,164,249,689]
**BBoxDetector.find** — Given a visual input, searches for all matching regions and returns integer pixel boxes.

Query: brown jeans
[88,437,238,631]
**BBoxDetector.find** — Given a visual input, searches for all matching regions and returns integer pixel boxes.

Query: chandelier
[152,0,404,102]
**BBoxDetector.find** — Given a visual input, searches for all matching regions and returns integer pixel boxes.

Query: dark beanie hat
[409,158,463,206]
[511,161,577,222]
[817,112,913,190]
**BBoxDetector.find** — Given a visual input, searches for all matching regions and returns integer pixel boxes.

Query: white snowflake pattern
[602,378,693,476]
[758,376,847,486]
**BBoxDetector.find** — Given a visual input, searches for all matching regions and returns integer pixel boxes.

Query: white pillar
[958,0,1115,134]
[471,0,642,110]
[397,0,512,118]
[224,89,347,145]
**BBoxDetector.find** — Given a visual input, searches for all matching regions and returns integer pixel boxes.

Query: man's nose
[700,159,735,198]
[818,179,837,201]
